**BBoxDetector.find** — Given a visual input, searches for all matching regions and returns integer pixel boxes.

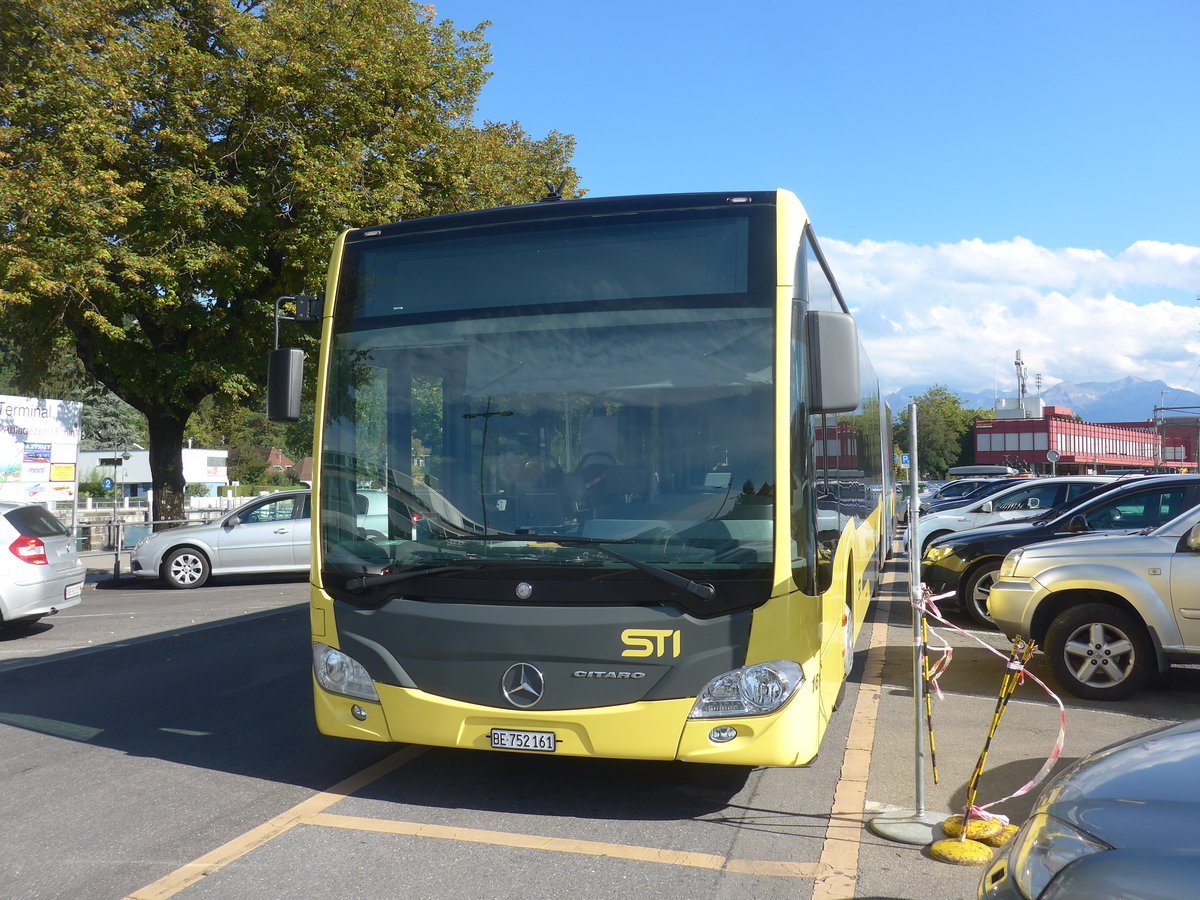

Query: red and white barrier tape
[916,586,1067,817]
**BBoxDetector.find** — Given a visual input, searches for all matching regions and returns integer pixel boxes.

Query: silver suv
[988,501,1200,700]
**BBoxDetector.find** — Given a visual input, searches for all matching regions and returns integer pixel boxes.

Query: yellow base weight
[982,823,1020,848]
[941,814,1003,841]
[929,837,995,866]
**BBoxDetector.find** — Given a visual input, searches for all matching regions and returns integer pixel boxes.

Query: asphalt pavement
[851,546,1200,899]
[5,546,1196,898]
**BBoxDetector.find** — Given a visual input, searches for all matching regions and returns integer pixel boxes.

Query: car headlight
[134,535,153,551]
[313,642,379,702]
[1010,813,1109,899]
[688,660,804,719]
[922,543,955,565]
[999,549,1025,579]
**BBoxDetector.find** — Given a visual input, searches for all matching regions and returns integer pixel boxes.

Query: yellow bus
[269,189,892,766]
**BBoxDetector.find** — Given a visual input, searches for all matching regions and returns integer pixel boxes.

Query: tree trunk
[147,413,188,527]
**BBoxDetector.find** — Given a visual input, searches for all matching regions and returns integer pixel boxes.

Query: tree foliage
[894,385,993,477]
[0,0,578,522]
[0,334,149,449]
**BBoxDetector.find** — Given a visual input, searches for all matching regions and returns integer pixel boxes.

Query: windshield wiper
[345,564,482,593]
[454,533,717,600]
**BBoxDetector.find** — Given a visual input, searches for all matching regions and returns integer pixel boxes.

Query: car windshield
[1039,482,1127,524]
[1051,480,1191,531]
[3,504,69,537]
[1147,502,1200,537]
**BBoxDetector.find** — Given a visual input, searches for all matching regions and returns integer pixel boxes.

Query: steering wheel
[577,451,616,469]
[576,451,616,499]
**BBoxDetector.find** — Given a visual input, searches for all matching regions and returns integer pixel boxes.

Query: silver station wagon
[131,489,312,588]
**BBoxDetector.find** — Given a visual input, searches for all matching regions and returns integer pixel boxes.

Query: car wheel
[163,547,210,589]
[962,562,1001,628]
[1045,603,1153,701]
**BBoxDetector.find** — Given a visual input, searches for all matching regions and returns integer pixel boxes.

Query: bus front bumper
[314,678,822,767]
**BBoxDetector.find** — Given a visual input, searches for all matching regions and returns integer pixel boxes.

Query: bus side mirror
[268,348,305,422]
[805,310,860,414]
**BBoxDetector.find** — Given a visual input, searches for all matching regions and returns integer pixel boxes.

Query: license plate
[490,728,557,753]
[64,582,82,600]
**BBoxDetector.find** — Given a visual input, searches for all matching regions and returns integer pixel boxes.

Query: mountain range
[885,376,1200,424]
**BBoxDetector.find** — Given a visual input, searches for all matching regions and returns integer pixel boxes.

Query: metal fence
[43,496,243,554]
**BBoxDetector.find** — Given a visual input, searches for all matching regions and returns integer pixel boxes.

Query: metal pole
[907,405,927,812]
[869,401,941,844]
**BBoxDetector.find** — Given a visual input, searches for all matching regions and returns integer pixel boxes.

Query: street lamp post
[112,450,131,579]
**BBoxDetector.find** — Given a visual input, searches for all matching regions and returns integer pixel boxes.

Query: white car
[131,489,312,588]
[910,475,1115,553]
[0,501,85,628]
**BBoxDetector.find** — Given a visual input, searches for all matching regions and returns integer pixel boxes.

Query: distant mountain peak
[886,377,1200,423]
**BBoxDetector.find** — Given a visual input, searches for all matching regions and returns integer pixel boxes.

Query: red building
[972,407,1198,474]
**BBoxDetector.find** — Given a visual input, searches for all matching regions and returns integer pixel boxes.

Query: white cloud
[824,236,1200,395]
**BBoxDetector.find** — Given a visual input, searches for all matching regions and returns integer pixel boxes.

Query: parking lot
[1,553,1197,899]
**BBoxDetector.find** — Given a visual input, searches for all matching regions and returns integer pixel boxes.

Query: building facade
[78,448,229,498]
[972,406,1198,474]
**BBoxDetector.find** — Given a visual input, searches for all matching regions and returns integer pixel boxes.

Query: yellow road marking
[125,747,425,899]
[811,570,896,900]
[309,812,826,878]
[129,569,902,897]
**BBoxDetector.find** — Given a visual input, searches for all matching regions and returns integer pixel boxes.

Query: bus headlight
[313,642,379,702]
[688,660,804,719]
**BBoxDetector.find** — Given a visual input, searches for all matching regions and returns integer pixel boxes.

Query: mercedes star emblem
[501,663,545,708]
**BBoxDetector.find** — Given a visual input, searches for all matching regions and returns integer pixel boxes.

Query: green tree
[0,334,148,449]
[80,392,149,451]
[0,0,577,524]
[895,385,990,477]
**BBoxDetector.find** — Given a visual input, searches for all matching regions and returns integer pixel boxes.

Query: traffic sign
[102,477,114,491]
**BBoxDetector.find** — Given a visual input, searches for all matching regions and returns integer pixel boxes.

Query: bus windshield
[320,303,775,589]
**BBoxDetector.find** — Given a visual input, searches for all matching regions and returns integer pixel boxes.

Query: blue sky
[432,1,1200,402]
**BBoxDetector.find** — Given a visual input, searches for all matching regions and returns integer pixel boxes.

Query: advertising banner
[0,394,83,503]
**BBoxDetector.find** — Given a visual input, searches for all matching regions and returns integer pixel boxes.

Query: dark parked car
[922,477,1026,516]
[981,717,1200,899]
[920,474,1200,626]
[910,477,993,518]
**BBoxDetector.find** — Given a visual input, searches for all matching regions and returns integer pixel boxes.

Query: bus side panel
[744,508,881,746]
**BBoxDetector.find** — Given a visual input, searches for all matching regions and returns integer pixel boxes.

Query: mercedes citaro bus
[269,189,892,766]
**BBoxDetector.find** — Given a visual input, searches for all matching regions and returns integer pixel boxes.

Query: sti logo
[620,628,681,659]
